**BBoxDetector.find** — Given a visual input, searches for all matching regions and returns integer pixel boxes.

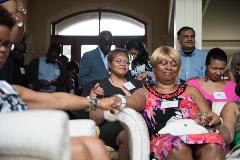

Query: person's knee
[71,137,92,160]
[116,130,128,146]
[80,137,109,160]
[195,144,225,160]
[168,145,193,160]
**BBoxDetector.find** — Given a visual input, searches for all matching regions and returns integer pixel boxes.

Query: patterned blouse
[0,81,27,112]
[143,84,225,160]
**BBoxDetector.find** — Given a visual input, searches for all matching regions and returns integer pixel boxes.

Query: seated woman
[0,6,116,160]
[115,46,225,160]
[188,48,239,114]
[219,82,240,159]
[88,48,143,160]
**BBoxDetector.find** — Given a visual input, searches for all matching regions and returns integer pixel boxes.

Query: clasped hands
[194,111,222,128]
[96,95,123,114]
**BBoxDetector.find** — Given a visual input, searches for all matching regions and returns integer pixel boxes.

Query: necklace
[148,84,186,99]
[109,77,125,87]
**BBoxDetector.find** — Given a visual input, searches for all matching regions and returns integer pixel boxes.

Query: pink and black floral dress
[142,84,225,160]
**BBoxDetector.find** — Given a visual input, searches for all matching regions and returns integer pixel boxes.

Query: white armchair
[0,110,97,160]
[104,108,150,160]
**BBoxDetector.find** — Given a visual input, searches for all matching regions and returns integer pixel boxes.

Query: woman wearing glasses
[89,48,143,160]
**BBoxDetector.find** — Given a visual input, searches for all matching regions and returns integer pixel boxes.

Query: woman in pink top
[188,48,239,114]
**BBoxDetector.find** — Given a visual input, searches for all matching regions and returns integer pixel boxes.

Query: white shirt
[98,47,109,71]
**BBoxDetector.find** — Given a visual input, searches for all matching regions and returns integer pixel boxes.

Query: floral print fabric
[142,84,225,160]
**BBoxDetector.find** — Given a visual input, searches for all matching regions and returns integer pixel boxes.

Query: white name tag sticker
[0,81,18,95]
[123,81,135,91]
[55,69,60,76]
[212,92,226,99]
[20,67,25,74]
[161,100,179,108]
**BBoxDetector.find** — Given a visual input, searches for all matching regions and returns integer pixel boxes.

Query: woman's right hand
[194,112,210,126]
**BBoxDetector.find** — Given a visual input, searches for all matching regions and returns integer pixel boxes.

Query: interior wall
[27,0,170,61]
[202,0,240,57]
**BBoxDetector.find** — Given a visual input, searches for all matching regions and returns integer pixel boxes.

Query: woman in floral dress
[117,46,225,160]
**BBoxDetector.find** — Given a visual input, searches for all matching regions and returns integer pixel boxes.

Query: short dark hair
[97,31,112,43]
[177,26,195,36]
[107,48,129,63]
[47,44,62,54]
[0,6,16,30]
[205,48,227,66]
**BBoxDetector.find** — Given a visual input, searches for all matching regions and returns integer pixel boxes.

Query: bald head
[98,31,112,55]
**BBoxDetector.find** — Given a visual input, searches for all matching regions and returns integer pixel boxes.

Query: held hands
[195,111,222,127]
[97,95,121,114]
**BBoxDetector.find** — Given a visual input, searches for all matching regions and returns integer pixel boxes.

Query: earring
[205,70,208,82]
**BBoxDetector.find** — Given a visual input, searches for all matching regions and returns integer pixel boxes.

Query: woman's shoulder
[225,80,237,88]
[99,77,111,89]
[185,84,201,94]
[187,78,200,86]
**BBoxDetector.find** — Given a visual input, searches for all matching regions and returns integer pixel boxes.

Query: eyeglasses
[112,59,130,65]
[0,40,15,51]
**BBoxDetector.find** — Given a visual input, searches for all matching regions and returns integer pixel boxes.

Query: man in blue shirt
[177,26,207,82]
[27,44,65,92]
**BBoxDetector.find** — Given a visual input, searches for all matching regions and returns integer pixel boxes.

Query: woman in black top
[89,48,143,160]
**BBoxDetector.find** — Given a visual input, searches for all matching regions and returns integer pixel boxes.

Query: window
[51,9,147,62]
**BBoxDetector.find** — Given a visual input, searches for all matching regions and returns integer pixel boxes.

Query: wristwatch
[17,8,27,15]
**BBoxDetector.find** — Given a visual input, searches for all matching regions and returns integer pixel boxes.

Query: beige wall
[26,0,170,61]
[25,0,240,62]
[202,0,240,56]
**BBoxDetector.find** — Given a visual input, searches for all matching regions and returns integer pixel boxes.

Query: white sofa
[104,108,150,160]
[0,110,97,160]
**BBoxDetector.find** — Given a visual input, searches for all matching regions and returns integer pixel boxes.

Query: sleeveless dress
[142,84,225,160]
[0,81,28,112]
[187,79,239,103]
